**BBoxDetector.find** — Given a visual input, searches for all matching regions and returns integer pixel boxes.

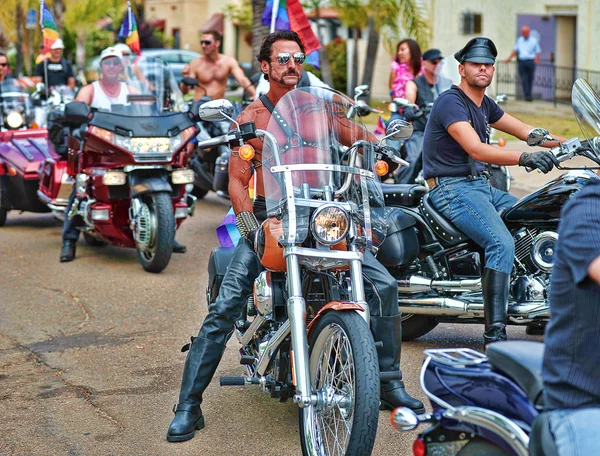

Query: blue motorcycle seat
[486,341,545,408]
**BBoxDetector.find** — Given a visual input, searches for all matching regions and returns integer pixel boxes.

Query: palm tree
[251,0,269,74]
[302,0,334,87]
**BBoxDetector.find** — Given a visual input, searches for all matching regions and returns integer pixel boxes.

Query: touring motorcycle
[391,341,556,455]
[51,56,197,272]
[197,87,412,456]
[0,78,60,226]
[381,78,600,340]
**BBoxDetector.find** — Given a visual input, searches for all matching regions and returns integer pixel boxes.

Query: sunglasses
[200,40,214,46]
[430,59,442,65]
[102,57,122,67]
[275,52,306,66]
[0,63,7,67]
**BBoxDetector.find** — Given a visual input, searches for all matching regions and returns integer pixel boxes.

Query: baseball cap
[454,37,497,64]
[50,39,65,50]
[99,46,124,62]
[114,43,132,56]
[422,48,443,61]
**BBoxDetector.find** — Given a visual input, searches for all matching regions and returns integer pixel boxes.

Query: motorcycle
[391,340,557,455]
[198,87,412,456]
[382,78,600,340]
[0,78,60,226]
[49,56,197,273]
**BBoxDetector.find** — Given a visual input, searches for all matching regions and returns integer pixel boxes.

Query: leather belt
[426,177,437,189]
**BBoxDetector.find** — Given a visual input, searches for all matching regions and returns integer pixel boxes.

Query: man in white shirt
[504,25,541,102]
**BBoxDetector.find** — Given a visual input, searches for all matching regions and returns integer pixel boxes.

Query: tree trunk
[313,10,333,87]
[348,27,359,96]
[15,2,24,77]
[361,16,379,102]
[52,0,65,30]
[251,0,270,74]
[76,35,86,72]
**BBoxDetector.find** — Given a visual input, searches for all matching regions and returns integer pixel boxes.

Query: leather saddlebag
[206,247,236,306]
[377,208,419,268]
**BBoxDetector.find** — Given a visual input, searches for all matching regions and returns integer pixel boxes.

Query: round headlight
[310,205,350,245]
[6,111,24,129]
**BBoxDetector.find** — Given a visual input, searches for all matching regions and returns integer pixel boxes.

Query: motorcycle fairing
[89,111,193,138]
[128,173,172,197]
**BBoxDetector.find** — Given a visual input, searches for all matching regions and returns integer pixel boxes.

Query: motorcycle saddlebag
[377,208,419,268]
[206,247,236,306]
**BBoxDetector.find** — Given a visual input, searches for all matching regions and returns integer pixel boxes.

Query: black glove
[518,151,559,173]
[403,106,423,122]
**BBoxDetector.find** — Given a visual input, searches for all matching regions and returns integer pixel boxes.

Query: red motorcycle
[0,78,64,225]
[51,57,198,272]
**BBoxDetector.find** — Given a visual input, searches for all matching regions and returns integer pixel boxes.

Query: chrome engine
[513,227,558,273]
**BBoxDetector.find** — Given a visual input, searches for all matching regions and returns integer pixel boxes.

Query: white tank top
[91,81,130,110]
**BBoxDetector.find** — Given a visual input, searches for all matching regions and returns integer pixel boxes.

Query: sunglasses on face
[431,59,442,65]
[0,63,7,67]
[200,40,214,46]
[275,52,306,66]
[102,57,122,67]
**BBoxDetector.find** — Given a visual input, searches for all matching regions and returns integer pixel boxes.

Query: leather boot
[371,314,425,413]
[60,241,76,262]
[173,240,187,254]
[482,268,510,347]
[166,336,226,442]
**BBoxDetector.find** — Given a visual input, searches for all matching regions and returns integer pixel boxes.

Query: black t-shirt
[422,86,504,179]
[542,179,600,410]
[34,58,74,88]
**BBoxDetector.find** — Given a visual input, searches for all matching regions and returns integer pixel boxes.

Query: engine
[513,228,558,274]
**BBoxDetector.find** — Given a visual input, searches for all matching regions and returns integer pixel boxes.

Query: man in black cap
[421,37,566,346]
[395,48,444,184]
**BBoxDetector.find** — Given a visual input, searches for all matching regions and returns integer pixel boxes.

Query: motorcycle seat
[486,341,545,408]
[419,193,468,246]
[381,183,428,207]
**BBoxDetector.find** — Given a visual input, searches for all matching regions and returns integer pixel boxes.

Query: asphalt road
[0,169,554,455]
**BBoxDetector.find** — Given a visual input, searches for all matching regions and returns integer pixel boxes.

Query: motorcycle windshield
[572,78,600,157]
[0,79,31,113]
[87,55,185,115]
[262,87,387,247]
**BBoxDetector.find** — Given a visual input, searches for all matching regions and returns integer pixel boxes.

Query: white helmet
[114,43,132,56]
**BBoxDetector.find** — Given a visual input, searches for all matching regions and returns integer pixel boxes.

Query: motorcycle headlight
[6,111,24,129]
[310,205,350,245]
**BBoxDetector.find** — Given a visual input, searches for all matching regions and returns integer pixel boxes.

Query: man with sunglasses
[395,48,444,184]
[167,29,424,443]
[0,53,12,83]
[180,30,255,101]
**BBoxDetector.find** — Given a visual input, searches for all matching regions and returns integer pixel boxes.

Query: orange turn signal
[7,165,18,177]
[238,144,255,161]
[374,160,389,176]
[31,122,39,129]
[497,138,507,147]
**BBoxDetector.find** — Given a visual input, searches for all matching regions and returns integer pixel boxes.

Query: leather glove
[403,106,424,122]
[518,151,559,173]
[235,211,260,243]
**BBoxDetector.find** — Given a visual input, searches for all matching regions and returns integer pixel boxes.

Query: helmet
[114,43,132,57]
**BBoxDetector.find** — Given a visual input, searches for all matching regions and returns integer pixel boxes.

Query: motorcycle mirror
[385,119,413,141]
[391,407,419,432]
[527,127,553,146]
[35,82,46,93]
[495,94,508,104]
[354,84,369,96]
[198,99,235,122]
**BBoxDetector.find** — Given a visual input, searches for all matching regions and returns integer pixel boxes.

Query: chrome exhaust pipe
[399,297,548,319]
[398,275,481,294]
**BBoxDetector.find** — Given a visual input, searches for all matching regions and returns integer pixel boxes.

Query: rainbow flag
[216,175,255,248]
[39,0,60,53]
[118,2,141,55]
[262,0,321,68]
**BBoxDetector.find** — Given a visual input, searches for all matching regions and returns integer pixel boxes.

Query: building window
[461,12,482,35]
[172,28,181,50]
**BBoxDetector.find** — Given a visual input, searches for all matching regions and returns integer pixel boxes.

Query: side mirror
[527,127,552,147]
[64,102,91,126]
[35,82,46,93]
[385,119,413,141]
[354,84,369,97]
[198,99,235,122]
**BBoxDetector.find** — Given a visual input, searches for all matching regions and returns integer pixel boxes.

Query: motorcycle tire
[0,179,7,226]
[191,186,209,200]
[401,315,439,341]
[83,232,106,247]
[299,311,379,456]
[488,167,510,192]
[135,192,174,273]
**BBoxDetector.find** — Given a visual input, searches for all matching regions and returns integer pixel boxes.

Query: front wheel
[299,311,380,456]
[134,192,174,273]
[0,178,8,226]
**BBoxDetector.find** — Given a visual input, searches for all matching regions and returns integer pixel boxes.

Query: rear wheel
[0,179,8,226]
[299,311,379,456]
[401,314,439,341]
[83,232,107,247]
[134,192,174,273]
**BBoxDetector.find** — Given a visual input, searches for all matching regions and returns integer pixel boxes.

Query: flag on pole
[39,0,60,53]
[118,2,141,55]
[262,0,321,68]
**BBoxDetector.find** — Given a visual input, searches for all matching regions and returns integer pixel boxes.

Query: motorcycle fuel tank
[502,170,597,225]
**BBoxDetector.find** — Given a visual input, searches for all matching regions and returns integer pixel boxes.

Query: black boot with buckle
[371,314,425,413]
[482,268,510,347]
[60,240,76,262]
[166,336,226,442]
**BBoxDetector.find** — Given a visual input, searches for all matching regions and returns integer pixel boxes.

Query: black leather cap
[422,48,443,61]
[454,37,497,64]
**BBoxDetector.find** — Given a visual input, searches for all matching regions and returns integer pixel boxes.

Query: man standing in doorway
[505,25,541,102]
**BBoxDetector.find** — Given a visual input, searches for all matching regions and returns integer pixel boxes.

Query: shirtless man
[180,30,256,100]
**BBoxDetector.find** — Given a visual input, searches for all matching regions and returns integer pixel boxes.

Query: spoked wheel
[299,311,379,456]
[0,178,8,226]
[134,192,174,273]
[401,314,439,341]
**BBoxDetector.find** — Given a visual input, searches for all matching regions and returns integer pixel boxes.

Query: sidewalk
[501,97,574,118]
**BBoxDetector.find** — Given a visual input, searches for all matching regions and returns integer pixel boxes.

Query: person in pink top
[389,38,422,99]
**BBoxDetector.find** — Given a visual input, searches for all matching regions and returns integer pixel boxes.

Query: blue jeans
[429,176,517,274]
[548,408,600,455]
[62,185,81,242]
